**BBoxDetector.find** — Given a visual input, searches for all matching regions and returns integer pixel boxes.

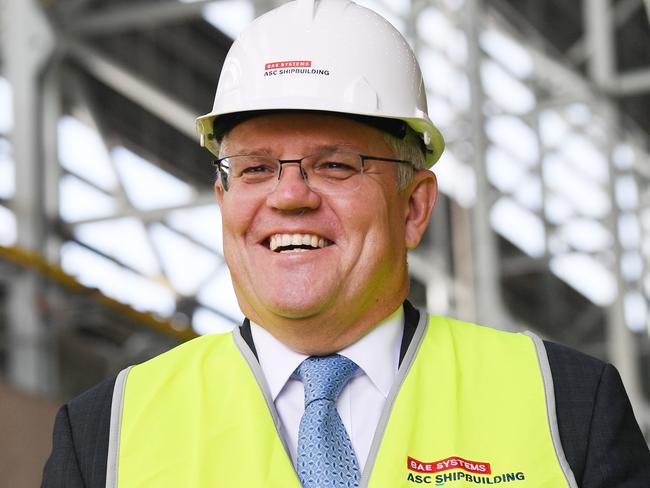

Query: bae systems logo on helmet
[406,456,526,485]
[264,60,311,69]
[263,60,330,77]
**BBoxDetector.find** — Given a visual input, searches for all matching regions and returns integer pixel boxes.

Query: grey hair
[383,126,427,191]
[215,137,229,159]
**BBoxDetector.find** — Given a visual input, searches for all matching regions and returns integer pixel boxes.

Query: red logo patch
[264,60,312,70]
[407,456,492,475]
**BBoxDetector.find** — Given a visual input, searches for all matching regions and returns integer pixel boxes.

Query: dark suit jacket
[42,305,650,487]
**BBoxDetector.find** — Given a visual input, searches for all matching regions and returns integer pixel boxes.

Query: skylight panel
[618,213,642,250]
[485,115,539,167]
[490,197,545,258]
[558,135,609,185]
[149,223,221,296]
[539,110,570,148]
[417,7,456,52]
[202,0,254,39]
[513,177,542,212]
[0,77,13,134]
[560,219,612,253]
[543,154,611,219]
[480,29,533,79]
[435,150,476,207]
[192,307,238,335]
[615,175,639,211]
[624,291,647,333]
[112,146,194,211]
[61,242,175,315]
[59,175,116,222]
[0,146,15,199]
[482,60,535,114]
[487,146,527,194]
[197,265,244,323]
[74,218,160,276]
[0,205,16,246]
[550,253,617,306]
[167,204,223,255]
[621,252,643,282]
[355,0,406,32]
[57,116,117,192]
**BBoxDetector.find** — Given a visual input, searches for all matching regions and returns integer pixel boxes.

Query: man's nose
[266,163,321,211]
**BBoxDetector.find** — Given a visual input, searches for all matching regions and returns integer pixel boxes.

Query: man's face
[215,113,433,342]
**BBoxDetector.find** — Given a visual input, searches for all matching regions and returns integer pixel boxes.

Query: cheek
[366,202,409,258]
[221,215,240,241]
[345,198,402,262]
[220,197,258,237]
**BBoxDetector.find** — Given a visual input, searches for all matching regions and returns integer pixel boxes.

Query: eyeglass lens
[221,152,365,194]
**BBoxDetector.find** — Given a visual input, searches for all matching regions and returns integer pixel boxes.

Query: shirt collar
[250,306,404,401]
[250,323,308,400]
[337,306,403,398]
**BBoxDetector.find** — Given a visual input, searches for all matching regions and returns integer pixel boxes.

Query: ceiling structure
[493,0,650,136]
[1,0,649,435]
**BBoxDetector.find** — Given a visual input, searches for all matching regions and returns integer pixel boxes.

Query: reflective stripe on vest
[106,315,577,487]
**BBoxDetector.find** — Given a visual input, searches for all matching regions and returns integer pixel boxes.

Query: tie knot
[295,354,359,406]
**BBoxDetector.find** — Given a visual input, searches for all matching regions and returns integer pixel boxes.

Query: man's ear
[214,179,224,206]
[404,169,438,249]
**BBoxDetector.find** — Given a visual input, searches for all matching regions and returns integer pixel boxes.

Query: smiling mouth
[268,233,332,253]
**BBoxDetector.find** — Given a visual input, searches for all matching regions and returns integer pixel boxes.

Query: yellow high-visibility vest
[106,315,577,487]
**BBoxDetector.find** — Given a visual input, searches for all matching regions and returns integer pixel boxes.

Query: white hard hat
[196,0,445,167]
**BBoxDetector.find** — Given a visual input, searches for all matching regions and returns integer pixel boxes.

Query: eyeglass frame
[212,153,413,192]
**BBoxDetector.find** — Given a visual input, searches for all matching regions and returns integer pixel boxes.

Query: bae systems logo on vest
[263,60,330,77]
[406,456,526,485]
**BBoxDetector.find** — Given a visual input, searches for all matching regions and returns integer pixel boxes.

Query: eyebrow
[228,143,360,156]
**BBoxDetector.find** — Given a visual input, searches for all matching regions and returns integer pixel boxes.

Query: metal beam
[1,0,57,395]
[66,0,216,36]
[68,192,217,226]
[600,100,647,428]
[63,69,132,211]
[568,0,642,65]
[42,59,64,264]
[68,41,198,141]
[56,0,100,17]
[585,0,616,88]
[465,0,512,330]
[609,67,650,95]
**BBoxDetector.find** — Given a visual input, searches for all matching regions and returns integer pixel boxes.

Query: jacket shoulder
[43,332,237,487]
[43,375,116,487]
[543,340,650,486]
[69,375,116,484]
[544,340,606,380]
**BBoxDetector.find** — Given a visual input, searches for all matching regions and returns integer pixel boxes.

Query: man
[43,0,650,486]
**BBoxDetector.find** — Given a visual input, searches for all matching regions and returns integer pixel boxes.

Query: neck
[246,295,407,356]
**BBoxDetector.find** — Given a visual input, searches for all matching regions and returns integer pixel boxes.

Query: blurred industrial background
[1,0,649,484]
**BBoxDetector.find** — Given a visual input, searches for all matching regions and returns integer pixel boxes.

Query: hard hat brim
[196,108,444,168]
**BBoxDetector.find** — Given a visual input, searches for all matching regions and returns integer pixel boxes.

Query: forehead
[223,112,394,156]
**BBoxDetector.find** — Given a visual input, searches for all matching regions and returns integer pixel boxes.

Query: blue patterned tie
[295,355,361,488]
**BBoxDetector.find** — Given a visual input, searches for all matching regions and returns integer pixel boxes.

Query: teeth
[269,233,331,252]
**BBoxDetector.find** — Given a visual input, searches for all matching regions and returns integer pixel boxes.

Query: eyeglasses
[213,151,412,194]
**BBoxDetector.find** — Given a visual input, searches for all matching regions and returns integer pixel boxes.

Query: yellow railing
[0,245,198,342]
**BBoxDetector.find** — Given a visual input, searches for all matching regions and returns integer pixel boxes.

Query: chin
[260,290,335,320]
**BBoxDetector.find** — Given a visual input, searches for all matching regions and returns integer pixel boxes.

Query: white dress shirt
[250,307,404,471]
